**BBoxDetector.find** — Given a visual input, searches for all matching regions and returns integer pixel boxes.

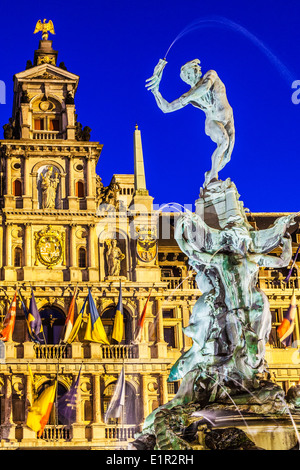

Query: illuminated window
[76,181,85,198]
[13,179,22,196]
[49,119,59,131]
[34,119,44,130]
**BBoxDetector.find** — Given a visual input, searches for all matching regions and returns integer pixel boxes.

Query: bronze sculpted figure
[146,58,235,186]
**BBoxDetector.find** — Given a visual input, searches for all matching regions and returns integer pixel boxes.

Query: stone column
[5,223,12,266]
[88,224,98,281]
[159,373,169,406]
[4,155,14,209]
[2,374,16,441]
[23,154,31,209]
[86,157,95,211]
[140,374,149,423]
[155,297,168,357]
[91,374,106,441]
[23,223,33,281]
[24,223,31,266]
[69,224,81,282]
[68,155,77,210]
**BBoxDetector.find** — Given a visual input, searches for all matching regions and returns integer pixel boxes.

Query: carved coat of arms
[136,226,157,263]
[34,226,65,268]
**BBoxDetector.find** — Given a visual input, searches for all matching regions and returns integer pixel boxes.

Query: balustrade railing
[258,277,299,291]
[101,345,136,359]
[163,276,198,290]
[38,425,72,441]
[33,130,62,140]
[34,344,70,359]
[105,425,138,441]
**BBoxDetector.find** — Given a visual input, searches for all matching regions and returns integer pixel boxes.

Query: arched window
[39,306,66,344]
[101,307,132,344]
[103,381,136,424]
[14,247,22,267]
[76,181,85,198]
[13,179,22,197]
[78,247,87,268]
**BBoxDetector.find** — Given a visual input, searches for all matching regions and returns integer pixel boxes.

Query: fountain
[130,46,300,451]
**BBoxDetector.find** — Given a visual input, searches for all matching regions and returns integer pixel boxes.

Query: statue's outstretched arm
[252,236,292,268]
[250,213,298,254]
[146,59,187,114]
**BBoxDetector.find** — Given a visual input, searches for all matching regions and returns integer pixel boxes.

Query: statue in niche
[40,166,60,209]
[105,239,125,276]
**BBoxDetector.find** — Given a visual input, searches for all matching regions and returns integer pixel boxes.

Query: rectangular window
[163,309,174,318]
[164,326,176,348]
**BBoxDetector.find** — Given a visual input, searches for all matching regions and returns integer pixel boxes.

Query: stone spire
[130,125,153,211]
[133,124,148,196]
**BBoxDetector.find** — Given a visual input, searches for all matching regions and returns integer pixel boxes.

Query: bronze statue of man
[146,58,235,186]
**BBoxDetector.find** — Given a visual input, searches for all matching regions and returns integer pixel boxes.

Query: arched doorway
[103,381,136,424]
[101,307,132,344]
[40,306,65,344]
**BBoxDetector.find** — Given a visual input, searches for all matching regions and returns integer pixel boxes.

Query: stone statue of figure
[146,58,235,186]
[41,167,59,209]
[105,239,125,276]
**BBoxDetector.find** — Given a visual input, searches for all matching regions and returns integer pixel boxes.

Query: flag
[134,289,152,342]
[284,243,300,283]
[26,381,57,437]
[0,291,17,341]
[19,291,36,342]
[28,363,36,394]
[84,290,109,344]
[112,283,123,343]
[57,366,81,425]
[28,289,44,343]
[66,295,88,344]
[62,287,78,343]
[104,366,125,423]
[277,291,297,347]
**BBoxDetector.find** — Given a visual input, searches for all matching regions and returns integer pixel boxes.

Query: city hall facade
[0,33,299,449]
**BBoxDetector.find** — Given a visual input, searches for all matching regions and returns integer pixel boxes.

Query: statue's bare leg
[204,120,230,186]
[218,120,235,172]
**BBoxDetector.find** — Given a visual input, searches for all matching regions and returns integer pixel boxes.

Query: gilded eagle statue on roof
[34,19,55,40]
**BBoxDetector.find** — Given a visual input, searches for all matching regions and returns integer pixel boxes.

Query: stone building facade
[0,35,298,449]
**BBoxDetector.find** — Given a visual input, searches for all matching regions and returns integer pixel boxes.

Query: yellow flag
[84,290,109,344]
[66,312,83,344]
[26,381,57,437]
[112,284,123,343]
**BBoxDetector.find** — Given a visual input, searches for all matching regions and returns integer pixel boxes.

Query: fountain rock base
[131,379,300,450]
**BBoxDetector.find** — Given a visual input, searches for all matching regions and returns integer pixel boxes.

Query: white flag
[104,367,125,423]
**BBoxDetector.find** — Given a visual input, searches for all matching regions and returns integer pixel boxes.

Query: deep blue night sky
[0,0,299,212]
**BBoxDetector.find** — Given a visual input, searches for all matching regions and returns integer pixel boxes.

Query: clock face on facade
[35,227,64,268]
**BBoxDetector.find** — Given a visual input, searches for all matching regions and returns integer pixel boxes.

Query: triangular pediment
[14,63,79,83]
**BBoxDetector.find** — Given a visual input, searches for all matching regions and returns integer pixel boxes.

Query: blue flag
[57,366,82,425]
[28,289,44,343]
